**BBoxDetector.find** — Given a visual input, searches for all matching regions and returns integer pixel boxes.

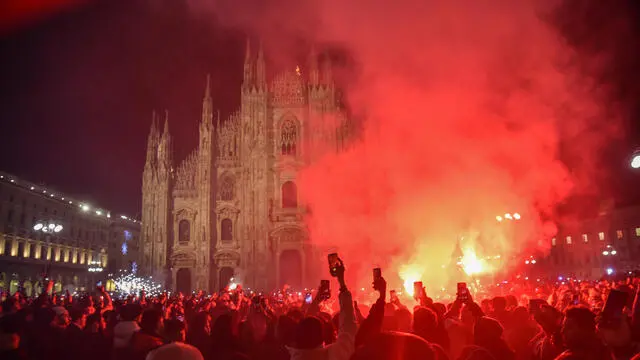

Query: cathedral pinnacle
[163,110,169,135]
[243,37,255,89]
[322,57,333,85]
[256,39,266,88]
[244,37,252,63]
[204,73,211,99]
[308,45,319,85]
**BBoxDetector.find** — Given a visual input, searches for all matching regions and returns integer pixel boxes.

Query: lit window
[617,230,623,239]
[551,237,557,246]
[598,232,605,241]
[636,228,640,237]
[582,234,588,242]
[566,236,572,245]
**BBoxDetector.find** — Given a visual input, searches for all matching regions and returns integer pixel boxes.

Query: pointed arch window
[281,119,297,156]
[282,181,298,208]
[221,219,233,242]
[220,176,234,201]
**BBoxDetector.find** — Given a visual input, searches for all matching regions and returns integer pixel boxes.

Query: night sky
[1,0,640,217]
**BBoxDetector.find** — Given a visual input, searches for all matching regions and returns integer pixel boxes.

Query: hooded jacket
[287,290,356,360]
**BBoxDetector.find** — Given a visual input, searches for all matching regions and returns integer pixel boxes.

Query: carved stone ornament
[217,112,240,160]
[174,151,198,191]
[216,206,240,221]
[171,252,196,268]
[214,251,240,267]
[271,70,306,106]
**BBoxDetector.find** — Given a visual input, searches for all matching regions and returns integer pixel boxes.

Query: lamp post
[33,221,63,283]
[630,151,640,169]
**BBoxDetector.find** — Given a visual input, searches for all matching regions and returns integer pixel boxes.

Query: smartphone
[413,281,423,299]
[305,293,313,304]
[176,315,185,322]
[529,298,546,314]
[373,268,382,281]
[390,290,398,303]
[328,253,340,277]
[457,282,469,303]
[602,289,628,316]
[96,281,103,287]
[319,279,331,300]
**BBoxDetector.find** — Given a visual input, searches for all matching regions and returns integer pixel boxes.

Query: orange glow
[399,264,422,296]
[460,247,489,276]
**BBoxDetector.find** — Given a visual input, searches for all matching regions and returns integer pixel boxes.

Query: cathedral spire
[244,37,252,63]
[308,45,319,86]
[145,111,159,166]
[256,39,266,88]
[243,37,254,88]
[322,55,333,85]
[204,73,211,99]
[163,110,169,136]
[202,74,213,127]
[157,110,173,169]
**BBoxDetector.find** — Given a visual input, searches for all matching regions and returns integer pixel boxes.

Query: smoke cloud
[190,0,623,289]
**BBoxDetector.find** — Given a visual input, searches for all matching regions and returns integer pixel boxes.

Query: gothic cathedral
[140,42,353,293]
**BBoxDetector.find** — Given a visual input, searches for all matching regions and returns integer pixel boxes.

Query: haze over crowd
[190,0,633,287]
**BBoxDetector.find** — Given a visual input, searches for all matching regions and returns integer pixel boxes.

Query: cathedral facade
[140,43,353,293]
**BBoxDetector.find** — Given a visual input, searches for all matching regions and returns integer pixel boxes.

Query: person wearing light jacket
[287,258,357,360]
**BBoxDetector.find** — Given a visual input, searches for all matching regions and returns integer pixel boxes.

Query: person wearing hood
[473,316,515,360]
[287,257,356,360]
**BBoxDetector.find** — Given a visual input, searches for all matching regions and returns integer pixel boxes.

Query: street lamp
[602,244,617,256]
[33,220,63,283]
[33,222,63,233]
[497,213,521,222]
[88,260,103,273]
[631,151,640,169]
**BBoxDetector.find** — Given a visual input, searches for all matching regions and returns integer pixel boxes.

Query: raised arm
[355,276,386,347]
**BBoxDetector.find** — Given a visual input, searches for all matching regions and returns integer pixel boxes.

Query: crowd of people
[1,260,639,360]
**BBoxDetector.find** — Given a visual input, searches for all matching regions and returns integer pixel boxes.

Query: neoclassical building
[0,171,140,295]
[141,43,354,293]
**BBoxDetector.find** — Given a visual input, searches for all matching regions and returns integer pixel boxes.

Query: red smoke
[193,0,623,289]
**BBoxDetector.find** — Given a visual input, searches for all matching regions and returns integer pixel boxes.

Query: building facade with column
[141,42,355,293]
[0,171,140,295]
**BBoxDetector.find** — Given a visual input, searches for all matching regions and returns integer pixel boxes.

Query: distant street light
[631,153,640,169]
[602,244,617,256]
[496,213,521,222]
[33,221,63,233]
[34,220,63,281]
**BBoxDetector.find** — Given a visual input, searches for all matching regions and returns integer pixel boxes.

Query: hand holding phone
[328,253,343,277]
[529,298,546,314]
[457,282,469,303]
[390,290,399,304]
[372,268,385,292]
[413,281,424,300]
[318,279,331,301]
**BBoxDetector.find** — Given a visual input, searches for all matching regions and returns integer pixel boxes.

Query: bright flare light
[461,248,487,276]
[33,223,43,231]
[399,265,422,297]
[513,213,521,220]
[631,154,640,169]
